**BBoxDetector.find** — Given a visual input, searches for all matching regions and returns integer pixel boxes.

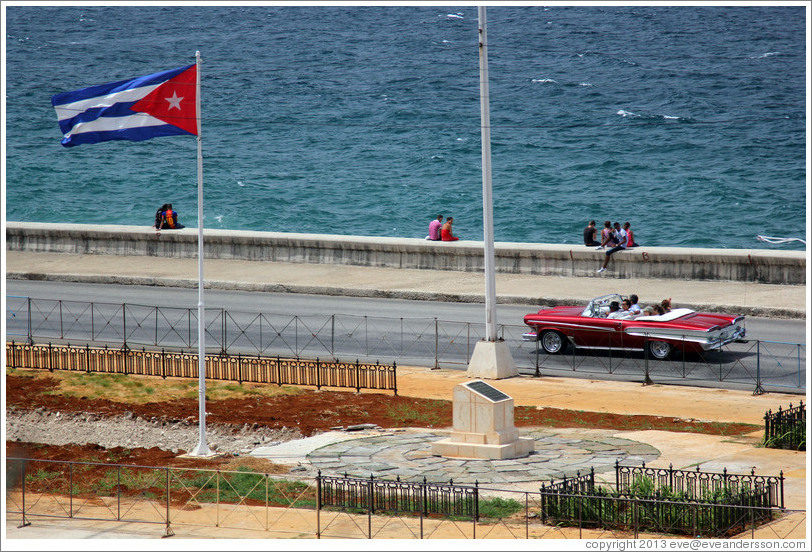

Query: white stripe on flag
[53,83,161,122]
[64,112,169,137]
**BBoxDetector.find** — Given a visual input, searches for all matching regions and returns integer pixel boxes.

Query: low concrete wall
[5,222,807,285]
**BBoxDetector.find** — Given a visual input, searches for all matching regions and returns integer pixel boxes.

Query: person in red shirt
[624,221,638,247]
[441,216,459,241]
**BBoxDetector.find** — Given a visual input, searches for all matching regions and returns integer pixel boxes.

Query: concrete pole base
[466,339,518,380]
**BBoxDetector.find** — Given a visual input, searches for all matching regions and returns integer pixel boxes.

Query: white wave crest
[531,78,558,84]
[750,52,780,59]
[616,109,639,118]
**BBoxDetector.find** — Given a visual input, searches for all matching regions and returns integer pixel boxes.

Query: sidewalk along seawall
[6,222,807,285]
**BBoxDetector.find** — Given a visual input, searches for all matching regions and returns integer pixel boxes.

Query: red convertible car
[523,294,746,359]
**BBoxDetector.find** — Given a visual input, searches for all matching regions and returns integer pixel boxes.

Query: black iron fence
[539,463,784,538]
[5,341,397,394]
[615,462,784,508]
[5,458,794,539]
[5,296,805,392]
[764,401,806,451]
[317,472,478,520]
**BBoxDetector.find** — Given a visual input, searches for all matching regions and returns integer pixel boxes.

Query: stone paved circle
[307,428,660,485]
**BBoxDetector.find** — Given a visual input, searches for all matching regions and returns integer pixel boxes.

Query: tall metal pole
[191,50,210,456]
[478,6,498,342]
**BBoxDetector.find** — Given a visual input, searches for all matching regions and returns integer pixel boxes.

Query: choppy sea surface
[4,5,807,250]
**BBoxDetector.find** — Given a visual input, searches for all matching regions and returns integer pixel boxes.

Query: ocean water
[4,4,807,250]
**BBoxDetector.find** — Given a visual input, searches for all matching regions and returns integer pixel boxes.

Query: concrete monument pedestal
[431,380,535,460]
[466,339,518,380]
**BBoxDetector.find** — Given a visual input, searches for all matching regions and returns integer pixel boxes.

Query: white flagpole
[478,6,498,342]
[191,50,211,457]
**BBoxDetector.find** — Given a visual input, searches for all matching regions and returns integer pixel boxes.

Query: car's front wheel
[539,330,567,354]
[647,340,672,360]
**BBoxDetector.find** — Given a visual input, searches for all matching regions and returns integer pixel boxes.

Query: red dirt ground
[5,373,759,470]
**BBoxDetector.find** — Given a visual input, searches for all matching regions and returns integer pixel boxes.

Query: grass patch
[385,400,449,427]
[12,368,304,404]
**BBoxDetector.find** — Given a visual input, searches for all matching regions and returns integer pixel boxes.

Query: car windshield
[582,294,624,318]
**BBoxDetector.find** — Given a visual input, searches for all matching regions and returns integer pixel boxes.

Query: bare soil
[5,371,759,471]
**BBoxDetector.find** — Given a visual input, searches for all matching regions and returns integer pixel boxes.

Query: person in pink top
[427,214,443,240]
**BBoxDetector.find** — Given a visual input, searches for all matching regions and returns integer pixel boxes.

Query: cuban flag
[52,64,197,147]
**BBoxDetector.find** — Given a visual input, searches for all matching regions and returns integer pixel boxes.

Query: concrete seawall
[5,222,807,285]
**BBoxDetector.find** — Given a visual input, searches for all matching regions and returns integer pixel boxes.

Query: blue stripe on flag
[51,65,193,107]
[60,124,193,148]
[56,101,139,135]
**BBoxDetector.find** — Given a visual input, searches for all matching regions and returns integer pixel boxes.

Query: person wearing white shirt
[598,222,628,273]
[628,294,642,315]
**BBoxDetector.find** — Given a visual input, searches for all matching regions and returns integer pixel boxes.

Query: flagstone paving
[296,427,660,486]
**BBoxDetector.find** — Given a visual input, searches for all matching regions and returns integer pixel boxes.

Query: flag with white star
[51,63,197,147]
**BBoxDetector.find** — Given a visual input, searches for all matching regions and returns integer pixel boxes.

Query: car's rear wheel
[539,330,567,354]
[647,340,672,360]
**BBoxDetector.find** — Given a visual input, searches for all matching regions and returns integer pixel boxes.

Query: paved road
[5,280,806,393]
[5,280,806,342]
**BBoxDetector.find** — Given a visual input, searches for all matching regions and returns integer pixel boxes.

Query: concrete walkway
[5,250,806,318]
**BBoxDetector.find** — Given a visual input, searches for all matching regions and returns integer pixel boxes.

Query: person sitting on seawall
[583,220,600,246]
[596,220,617,250]
[624,221,639,247]
[441,216,459,241]
[597,222,627,273]
[154,203,169,230]
[427,214,443,241]
[160,204,185,229]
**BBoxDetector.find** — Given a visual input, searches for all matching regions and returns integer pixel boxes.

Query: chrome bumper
[700,325,746,351]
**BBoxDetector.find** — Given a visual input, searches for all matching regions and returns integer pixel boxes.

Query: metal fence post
[434,318,439,370]
[753,340,765,395]
[164,467,174,537]
[534,336,540,377]
[331,314,335,358]
[122,303,127,349]
[474,481,479,539]
[117,466,121,520]
[316,471,322,538]
[59,300,64,339]
[69,462,73,518]
[26,297,33,345]
[19,459,30,527]
[368,474,373,539]
[221,307,227,355]
[797,344,803,389]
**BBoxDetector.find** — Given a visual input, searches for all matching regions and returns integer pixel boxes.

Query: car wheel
[539,330,567,354]
[648,340,672,360]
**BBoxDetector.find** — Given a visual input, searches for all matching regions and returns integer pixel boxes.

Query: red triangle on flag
[131,65,198,135]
